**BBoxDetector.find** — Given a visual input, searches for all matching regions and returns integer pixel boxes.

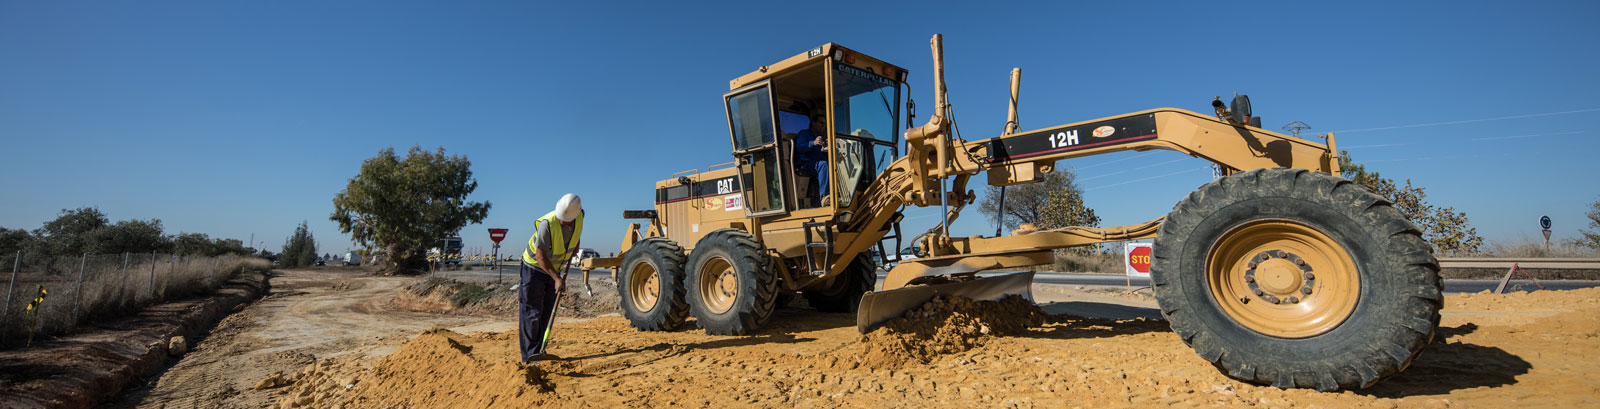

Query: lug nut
[1248,261,1258,269]
[1301,286,1313,295]
[1244,275,1255,283]
[1288,296,1300,304]
[1303,272,1315,280]
[1253,289,1264,296]
[1295,259,1306,266]
[1267,295,1281,304]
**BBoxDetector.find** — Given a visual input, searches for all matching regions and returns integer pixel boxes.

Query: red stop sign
[1128,246,1153,273]
[488,228,508,243]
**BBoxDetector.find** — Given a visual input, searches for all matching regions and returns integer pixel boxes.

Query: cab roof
[729,43,909,90]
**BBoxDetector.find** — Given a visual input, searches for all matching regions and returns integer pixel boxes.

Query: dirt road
[124,270,1600,409]
[109,269,507,409]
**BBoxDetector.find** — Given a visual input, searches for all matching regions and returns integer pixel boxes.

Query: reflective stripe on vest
[521,210,584,267]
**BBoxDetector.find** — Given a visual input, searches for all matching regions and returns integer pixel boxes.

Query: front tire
[1152,168,1441,391]
[686,229,778,335]
[618,238,690,331]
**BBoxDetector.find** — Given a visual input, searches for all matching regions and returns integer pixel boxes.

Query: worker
[519,193,584,362]
[794,112,830,205]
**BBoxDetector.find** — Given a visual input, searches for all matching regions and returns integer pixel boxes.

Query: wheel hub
[697,257,737,315]
[1245,251,1316,304]
[718,271,738,299]
[629,261,662,313]
[1207,220,1360,338]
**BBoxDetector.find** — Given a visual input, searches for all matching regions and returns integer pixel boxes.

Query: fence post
[167,254,175,296]
[147,252,156,302]
[119,253,130,308]
[3,250,20,344]
[72,253,87,323]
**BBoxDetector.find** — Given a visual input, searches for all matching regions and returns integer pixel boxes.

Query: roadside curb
[0,271,270,409]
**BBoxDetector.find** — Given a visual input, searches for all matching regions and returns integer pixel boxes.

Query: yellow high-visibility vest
[521,210,583,268]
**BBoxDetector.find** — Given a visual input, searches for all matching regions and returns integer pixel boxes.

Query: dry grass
[1478,234,1600,258]
[0,254,270,348]
[1049,249,1123,274]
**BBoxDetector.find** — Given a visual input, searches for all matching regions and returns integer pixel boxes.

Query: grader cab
[590,35,1443,391]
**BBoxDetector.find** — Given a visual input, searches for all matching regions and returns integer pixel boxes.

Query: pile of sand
[857,295,1045,369]
[275,329,551,409]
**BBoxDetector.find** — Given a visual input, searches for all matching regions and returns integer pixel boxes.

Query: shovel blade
[855,271,1035,333]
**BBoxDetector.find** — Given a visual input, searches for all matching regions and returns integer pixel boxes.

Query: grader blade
[856,271,1035,333]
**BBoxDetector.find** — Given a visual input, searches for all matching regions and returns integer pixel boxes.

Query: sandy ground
[123,270,1600,409]
[106,270,498,409]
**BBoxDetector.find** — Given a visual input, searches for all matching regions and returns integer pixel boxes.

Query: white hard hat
[555,193,582,222]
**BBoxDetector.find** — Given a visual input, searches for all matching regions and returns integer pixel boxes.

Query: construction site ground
[110,268,1599,409]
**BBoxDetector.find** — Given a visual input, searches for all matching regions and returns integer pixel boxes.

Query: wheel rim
[628,260,661,313]
[697,256,737,315]
[1206,219,1360,338]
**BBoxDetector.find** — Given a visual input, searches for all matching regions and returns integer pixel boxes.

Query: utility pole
[1282,121,1312,138]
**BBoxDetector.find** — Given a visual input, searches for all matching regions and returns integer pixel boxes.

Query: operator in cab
[794,109,830,206]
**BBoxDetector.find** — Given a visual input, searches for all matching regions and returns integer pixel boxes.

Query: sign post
[1125,242,1153,289]
[489,228,509,283]
[1539,216,1552,252]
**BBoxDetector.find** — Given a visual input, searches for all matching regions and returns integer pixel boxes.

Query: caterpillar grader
[581,35,1442,391]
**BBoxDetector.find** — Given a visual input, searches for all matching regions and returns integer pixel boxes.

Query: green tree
[34,207,110,256]
[173,232,217,256]
[0,227,36,258]
[978,169,1100,231]
[978,169,1101,255]
[1339,150,1483,255]
[279,221,318,268]
[85,218,170,255]
[331,146,491,274]
[1577,198,1600,249]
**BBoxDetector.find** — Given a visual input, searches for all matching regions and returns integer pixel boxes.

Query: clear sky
[2,1,1597,257]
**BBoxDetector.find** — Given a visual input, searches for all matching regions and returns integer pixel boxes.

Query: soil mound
[391,276,621,318]
[279,328,550,408]
[858,295,1045,369]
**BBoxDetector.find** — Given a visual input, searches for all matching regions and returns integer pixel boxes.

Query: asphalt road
[446,264,1597,294]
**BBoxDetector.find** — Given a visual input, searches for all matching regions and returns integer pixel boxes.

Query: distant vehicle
[429,236,465,266]
[344,251,361,266]
[569,248,600,267]
[884,248,919,270]
[315,259,325,266]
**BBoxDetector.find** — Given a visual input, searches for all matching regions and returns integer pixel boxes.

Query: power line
[1332,108,1600,134]
[1078,157,1194,182]
[1081,165,1203,192]
[1469,130,1584,141]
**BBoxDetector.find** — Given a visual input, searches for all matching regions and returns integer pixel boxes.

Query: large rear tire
[618,238,690,331]
[802,253,876,313]
[686,229,778,335]
[1153,168,1442,391]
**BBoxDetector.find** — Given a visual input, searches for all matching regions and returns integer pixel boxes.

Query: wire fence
[0,251,267,348]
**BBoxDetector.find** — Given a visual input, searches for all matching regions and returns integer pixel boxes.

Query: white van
[569,248,600,266]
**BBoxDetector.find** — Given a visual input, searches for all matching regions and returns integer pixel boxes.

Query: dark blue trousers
[519,263,557,362]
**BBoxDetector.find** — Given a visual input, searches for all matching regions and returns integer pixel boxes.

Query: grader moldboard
[581,35,1442,391]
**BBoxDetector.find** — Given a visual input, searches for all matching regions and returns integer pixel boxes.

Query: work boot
[526,352,563,362]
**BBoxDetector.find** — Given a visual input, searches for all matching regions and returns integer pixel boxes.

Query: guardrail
[1438,258,1600,269]
[1437,257,1600,294]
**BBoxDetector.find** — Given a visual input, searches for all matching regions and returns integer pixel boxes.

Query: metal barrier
[1438,257,1600,294]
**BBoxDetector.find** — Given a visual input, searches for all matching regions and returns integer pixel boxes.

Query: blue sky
[2,1,1597,256]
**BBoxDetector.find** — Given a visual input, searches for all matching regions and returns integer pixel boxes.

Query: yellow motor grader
[584,35,1442,391]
